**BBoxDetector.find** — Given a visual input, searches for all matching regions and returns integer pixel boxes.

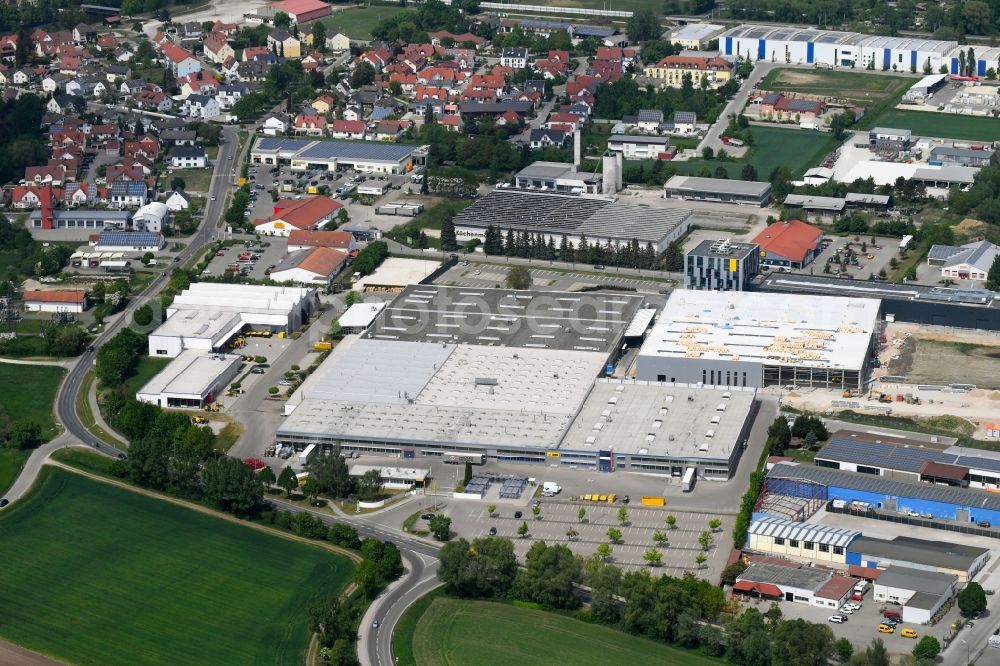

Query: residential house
[217,83,252,110]
[120,79,146,95]
[203,32,235,64]
[136,89,172,112]
[529,128,569,149]
[342,105,362,122]
[163,45,201,78]
[0,35,17,63]
[105,65,131,83]
[161,128,198,146]
[96,34,118,52]
[596,46,636,69]
[72,23,98,43]
[372,120,403,141]
[182,94,220,119]
[114,46,135,62]
[329,119,366,140]
[294,113,327,136]
[109,181,149,207]
[672,111,698,134]
[170,146,208,168]
[261,112,290,135]
[220,56,240,81]
[211,20,239,36]
[47,94,76,114]
[643,55,733,89]
[178,71,220,98]
[165,190,191,211]
[268,29,301,59]
[311,94,336,114]
[236,59,270,83]
[326,32,351,52]
[181,22,203,41]
[760,93,826,120]
[500,47,528,70]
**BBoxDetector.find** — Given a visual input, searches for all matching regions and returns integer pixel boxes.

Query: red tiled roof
[815,575,856,600]
[330,120,365,133]
[295,246,348,276]
[920,461,969,481]
[732,580,783,597]
[287,229,354,249]
[261,196,342,230]
[24,290,86,303]
[848,566,882,581]
[752,220,822,263]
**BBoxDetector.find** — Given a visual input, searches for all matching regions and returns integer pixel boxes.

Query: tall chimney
[573,129,581,167]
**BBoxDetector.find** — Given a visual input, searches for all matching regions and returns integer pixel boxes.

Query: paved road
[697,61,777,158]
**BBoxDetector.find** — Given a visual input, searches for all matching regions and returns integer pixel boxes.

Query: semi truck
[298,444,317,465]
[682,467,696,492]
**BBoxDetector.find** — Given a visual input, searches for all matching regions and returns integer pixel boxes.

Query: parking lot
[435,262,676,294]
[202,237,287,280]
[801,234,899,280]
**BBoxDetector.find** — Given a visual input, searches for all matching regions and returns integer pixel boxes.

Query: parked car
[828,615,847,623]
[488,526,497,536]
[877,624,894,634]
[514,511,523,519]
[979,521,992,528]
[901,628,917,639]
[420,513,433,520]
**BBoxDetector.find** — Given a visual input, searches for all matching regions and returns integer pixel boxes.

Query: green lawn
[673,126,838,179]
[0,364,64,440]
[759,68,912,106]
[0,468,353,666]
[161,167,213,194]
[409,597,726,666]
[865,109,1000,142]
[321,5,413,40]
[123,356,172,396]
[0,449,29,495]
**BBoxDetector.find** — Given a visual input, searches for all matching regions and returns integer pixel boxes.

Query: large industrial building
[136,350,242,408]
[276,286,757,478]
[148,283,316,357]
[250,137,420,174]
[663,175,772,207]
[451,190,692,252]
[635,290,880,389]
[722,25,959,73]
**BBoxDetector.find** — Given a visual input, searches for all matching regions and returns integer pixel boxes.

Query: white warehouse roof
[137,350,241,399]
[749,516,859,548]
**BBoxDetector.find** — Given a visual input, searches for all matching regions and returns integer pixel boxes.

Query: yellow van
[900,628,917,639]
[877,624,894,634]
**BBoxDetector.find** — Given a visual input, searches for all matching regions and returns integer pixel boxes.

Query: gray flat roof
[365,285,642,353]
[905,591,944,610]
[252,137,415,163]
[768,462,1000,512]
[849,536,988,572]
[739,562,830,591]
[452,190,692,245]
[561,379,755,461]
[670,23,725,40]
[137,350,241,398]
[688,239,759,259]
[608,135,669,145]
[875,565,957,595]
[664,175,772,197]
[783,194,846,211]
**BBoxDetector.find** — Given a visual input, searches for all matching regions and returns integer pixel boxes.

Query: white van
[542,482,561,496]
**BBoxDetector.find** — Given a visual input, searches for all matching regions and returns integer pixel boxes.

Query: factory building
[148,283,316,357]
[136,350,242,409]
[872,566,957,625]
[635,290,880,389]
[250,137,419,174]
[735,563,857,609]
[684,239,760,291]
[745,516,859,565]
[663,175,772,206]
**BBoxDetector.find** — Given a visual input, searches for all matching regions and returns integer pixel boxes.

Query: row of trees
[480,226,663,270]
[593,74,737,123]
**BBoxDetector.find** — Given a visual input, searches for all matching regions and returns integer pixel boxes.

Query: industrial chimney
[573,129,581,167]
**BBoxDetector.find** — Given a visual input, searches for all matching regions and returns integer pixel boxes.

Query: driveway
[697,61,779,158]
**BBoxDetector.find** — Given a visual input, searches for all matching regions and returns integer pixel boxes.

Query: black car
[87,345,95,352]
[488,526,497,536]
[420,513,433,520]
[0,498,8,508]
[514,511,523,519]
[117,453,128,460]
[979,521,992,528]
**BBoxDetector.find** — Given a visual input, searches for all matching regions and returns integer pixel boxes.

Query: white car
[838,607,854,615]
[845,603,862,610]
[828,615,847,623]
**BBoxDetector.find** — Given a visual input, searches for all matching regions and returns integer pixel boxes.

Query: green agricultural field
[865,109,1000,142]
[322,5,413,40]
[672,126,838,179]
[0,364,64,439]
[0,449,29,495]
[409,597,726,666]
[759,68,912,106]
[0,468,353,666]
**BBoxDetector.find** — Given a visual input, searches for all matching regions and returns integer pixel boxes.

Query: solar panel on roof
[98,231,161,246]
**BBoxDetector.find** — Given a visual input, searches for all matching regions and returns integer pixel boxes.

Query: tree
[350,61,376,88]
[652,530,669,547]
[835,637,854,662]
[698,530,713,551]
[258,465,276,489]
[302,476,321,504]
[666,514,677,529]
[310,594,354,648]
[617,506,629,525]
[170,175,186,191]
[770,618,835,666]
[277,465,298,498]
[626,7,659,42]
[708,518,722,532]
[643,549,662,566]
[912,635,940,660]
[437,536,518,598]
[7,421,41,450]
[566,527,579,541]
[695,552,707,568]
[531,505,541,520]
[517,521,529,538]
[306,446,354,499]
[767,415,792,455]
[429,514,452,541]
[596,542,612,561]
[357,468,383,501]
[440,215,458,252]
[958,581,987,617]
[702,146,714,160]
[505,265,532,290]
[273,11,291,28]
[578,506,587,523]
[514,541,582,609]
[328,522,362,549]
[344,291,362,306]
[200,457,263,516]
[741,164,758,181]
[606,527,622,543]
[487,503,496,517]
[132,304,154,327]
[986,254,1000,292]
[311,20,327,51]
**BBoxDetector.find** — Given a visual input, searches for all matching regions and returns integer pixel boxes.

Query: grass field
[0,468,353,665]
[160,167,212,194]
[865,109,1000,141]
[123,356,172,396]
[672,126,838,179]
[759,68,911,106]
[0,364,64,439]
[0,449,29,495]
[321,5,413,40]
[409,598,726,666]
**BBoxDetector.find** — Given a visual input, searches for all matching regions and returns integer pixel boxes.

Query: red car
[850,594,864,602]
[215,252,225,257]
[244,458,266,471]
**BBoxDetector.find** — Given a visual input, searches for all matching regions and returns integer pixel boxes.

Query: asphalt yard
[449,498,730,578]
[436,263,674,294]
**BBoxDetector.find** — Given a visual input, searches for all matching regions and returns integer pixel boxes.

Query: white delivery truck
[542,482,561,496]
[298,444,317,465]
